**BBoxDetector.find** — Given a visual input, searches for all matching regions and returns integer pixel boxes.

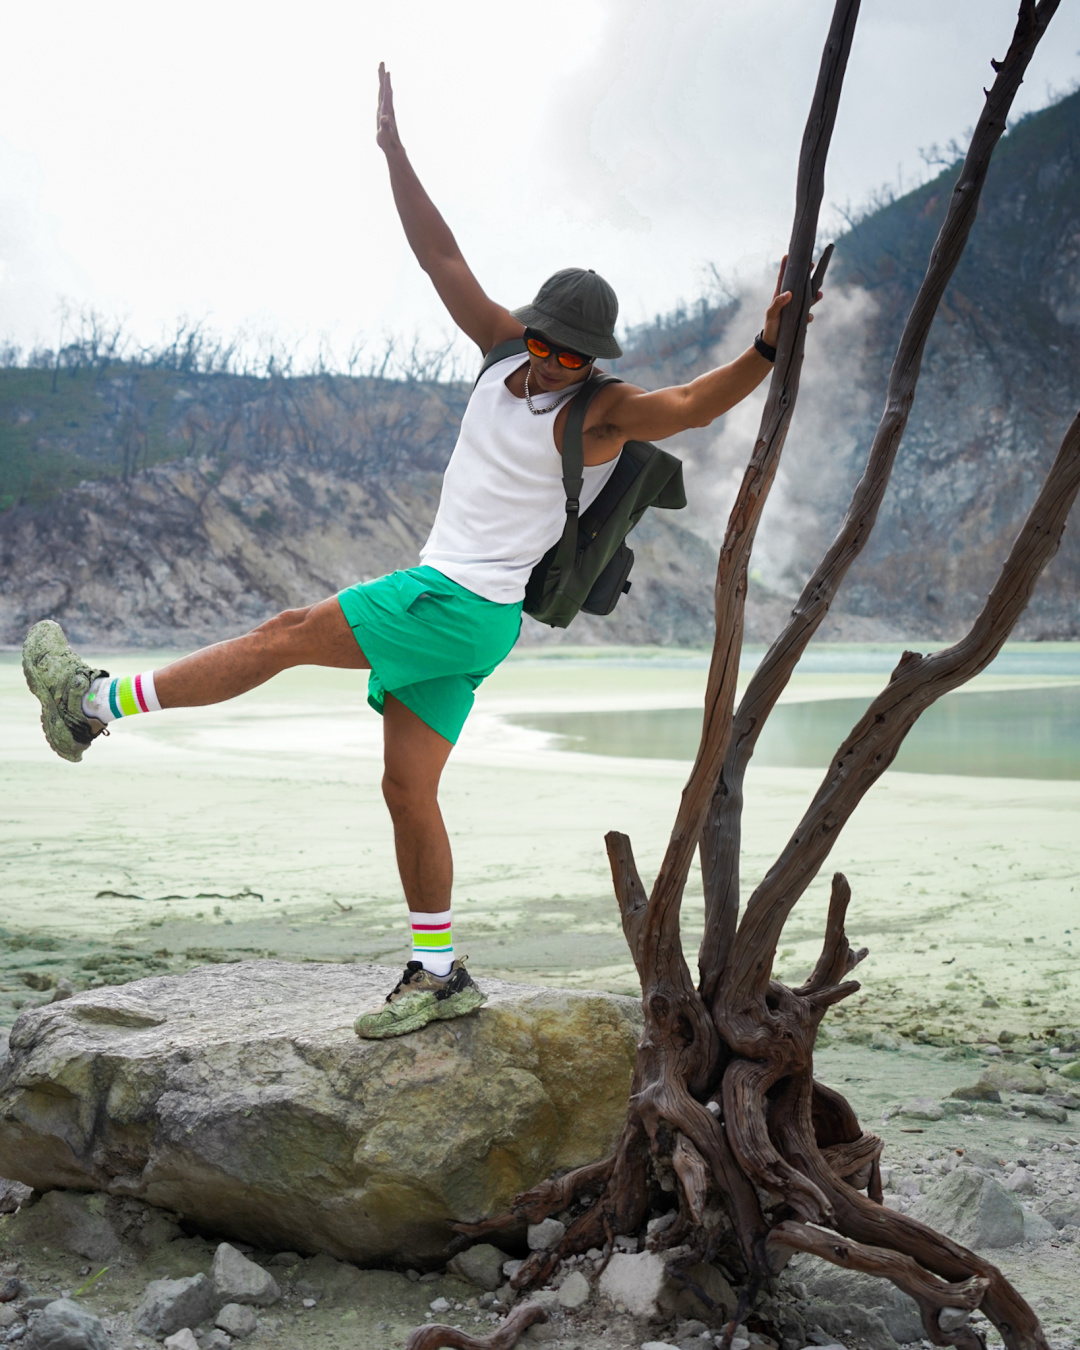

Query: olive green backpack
[476,339,687,628]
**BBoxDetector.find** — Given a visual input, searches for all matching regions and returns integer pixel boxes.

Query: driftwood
[416,3,1071,1349]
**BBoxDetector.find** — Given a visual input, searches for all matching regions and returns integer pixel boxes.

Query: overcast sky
[2,0,1078,366]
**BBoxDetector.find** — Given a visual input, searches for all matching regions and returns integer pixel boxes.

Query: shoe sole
[22,621,87,763]
[354,986,487,1040]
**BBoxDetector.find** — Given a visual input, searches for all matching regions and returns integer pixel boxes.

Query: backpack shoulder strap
[560,372,623,507]
[473,337,528,388]
[549,372,624,578]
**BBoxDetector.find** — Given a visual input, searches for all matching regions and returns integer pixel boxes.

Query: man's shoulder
[582,376,641,423]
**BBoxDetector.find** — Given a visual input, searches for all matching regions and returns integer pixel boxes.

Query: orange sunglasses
[524,329,593,371]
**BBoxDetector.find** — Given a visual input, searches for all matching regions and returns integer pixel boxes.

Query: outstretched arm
[377,64,520,355]
[594,263,820,446]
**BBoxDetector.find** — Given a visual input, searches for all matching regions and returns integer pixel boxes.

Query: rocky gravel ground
[2,962,1079,1350]
[1,1125,1078,1350]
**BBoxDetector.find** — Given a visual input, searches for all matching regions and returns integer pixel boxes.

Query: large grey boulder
[0,960,640,1266]
[25,1299,108,1350]
[908,1167,1024,1249]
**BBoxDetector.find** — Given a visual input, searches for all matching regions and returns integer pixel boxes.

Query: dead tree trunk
[432,4,1070,1350]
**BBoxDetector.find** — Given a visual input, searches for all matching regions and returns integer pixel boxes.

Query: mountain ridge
[2,88,1078,648]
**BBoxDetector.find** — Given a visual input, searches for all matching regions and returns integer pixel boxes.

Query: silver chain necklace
[524,364,579,416]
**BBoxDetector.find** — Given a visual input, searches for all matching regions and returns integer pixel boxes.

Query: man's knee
[250,606,316,651]
[254,606,311,635]
[382,769,435,822]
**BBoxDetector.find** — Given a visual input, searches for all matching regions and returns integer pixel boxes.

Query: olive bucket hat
[511,267,623,360]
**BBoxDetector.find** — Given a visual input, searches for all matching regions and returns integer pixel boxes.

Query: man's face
[525,330,594,392]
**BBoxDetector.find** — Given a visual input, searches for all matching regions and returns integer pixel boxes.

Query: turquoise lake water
[509,647,1080,779]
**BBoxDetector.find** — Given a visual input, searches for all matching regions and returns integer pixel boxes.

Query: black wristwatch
[754,331,777,363]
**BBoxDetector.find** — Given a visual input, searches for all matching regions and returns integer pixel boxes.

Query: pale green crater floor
[2,643,1077,1047]
[3,643,1080,1345]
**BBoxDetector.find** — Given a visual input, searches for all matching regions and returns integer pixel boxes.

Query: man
[23,64,812,1039]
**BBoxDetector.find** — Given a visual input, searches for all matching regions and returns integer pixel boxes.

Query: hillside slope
[2,88,1078,648]
[822,86,1080,638]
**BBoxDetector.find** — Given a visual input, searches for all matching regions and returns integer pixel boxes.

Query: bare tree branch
[698,0,1063,1007]
[640,0,860,993]
[727,406,1080,1001]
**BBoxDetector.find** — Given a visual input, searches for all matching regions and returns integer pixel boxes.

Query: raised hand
[761,254,824,347]
[377,62,402,154]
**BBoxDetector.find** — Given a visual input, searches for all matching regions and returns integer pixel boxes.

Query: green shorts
[337,566,522,745]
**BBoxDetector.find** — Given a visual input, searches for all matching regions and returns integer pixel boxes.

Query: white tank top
[419,354,619,604]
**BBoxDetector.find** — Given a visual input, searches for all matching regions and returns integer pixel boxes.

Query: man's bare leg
[381,693,454,914]
[22,597,369,762]
[154,596,369,707]
[353,693,485,1039]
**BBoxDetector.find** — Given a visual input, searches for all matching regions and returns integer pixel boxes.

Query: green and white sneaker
[22,620,110,763]
[354,958,487,1040]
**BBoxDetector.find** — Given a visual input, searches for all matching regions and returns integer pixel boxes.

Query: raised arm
[377,64,521,355]
[590,263,820,448]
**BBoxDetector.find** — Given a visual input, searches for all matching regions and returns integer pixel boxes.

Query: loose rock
[978,1062,1046,1095]
[1043,1199,1080,1229]
[14,1194,121,1264]
[786,1258,920,1345]
[134,1274,218,1338]
[527,1219,566,1252]
[660,1262,736,1323]
[1004,1167,1035,1194]
[810,1302,897,1350]
[0,1178,33,1215]
[210,1242,280,1306]
[447,1243,510,1292]
[24,1299,108,1350]
[908,1167,1024,1249]
[215,1302,257,1337]
[897,1098,944,1121]
[599,1251,667,1318]
[949,1082,1002,1103]
[557,1270,590,1310]
[161,1333,199,1350]
[1019,1099,1067,1123]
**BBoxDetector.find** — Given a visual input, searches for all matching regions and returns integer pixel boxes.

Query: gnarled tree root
[404,1301,548,1350]
[768,1221,989,1350]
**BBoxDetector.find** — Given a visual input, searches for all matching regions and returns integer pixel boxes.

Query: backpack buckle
[565,497,580,514]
